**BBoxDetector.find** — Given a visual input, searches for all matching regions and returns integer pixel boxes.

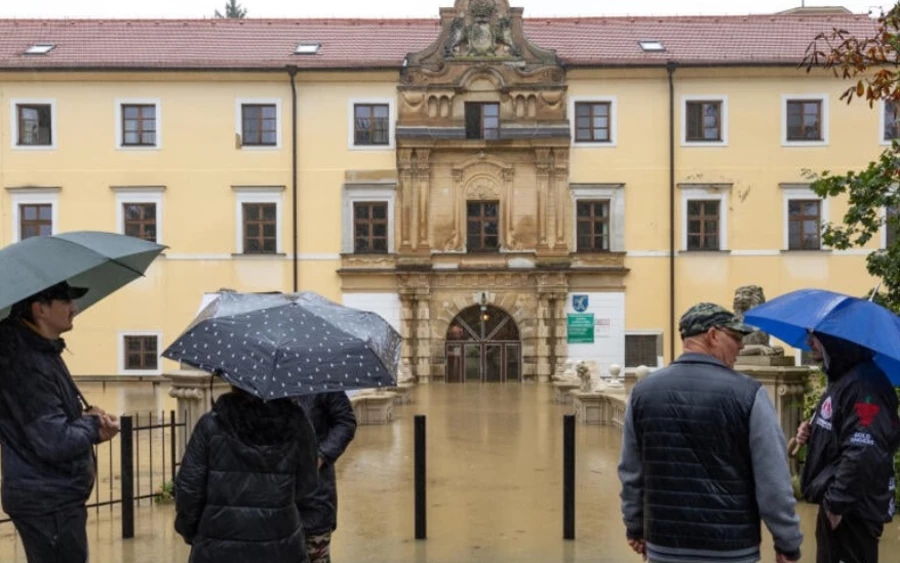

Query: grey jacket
[618,353,802,563]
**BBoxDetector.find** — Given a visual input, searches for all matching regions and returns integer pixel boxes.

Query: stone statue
[577,361,592,392]
[443,17,468,57]
[397,358,415,384]
[495,17,520,57]
[733,285,784,356]
[554,359,578,382]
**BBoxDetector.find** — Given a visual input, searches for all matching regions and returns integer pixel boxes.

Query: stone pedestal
[571,390,627,427]
[165,368,231,457]
[735,359,811,445]
[350,391,398,425]
[388,383,415,405]
[553,381,581,404]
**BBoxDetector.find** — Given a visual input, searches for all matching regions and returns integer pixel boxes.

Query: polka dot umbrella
[162,291,400,400]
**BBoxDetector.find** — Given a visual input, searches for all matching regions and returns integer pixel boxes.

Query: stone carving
[577,361,592,392]
[606,363,624,390]
[465,177,501,199]
[733,285,785,356]
[553,359,578,382]
[441,0,520,59]
[398,358,415,384]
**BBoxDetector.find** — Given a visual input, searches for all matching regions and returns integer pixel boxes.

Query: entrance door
[445,305,520,383]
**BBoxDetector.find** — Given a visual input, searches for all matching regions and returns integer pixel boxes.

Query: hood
[813,332,876,381]
[212,391,314,465]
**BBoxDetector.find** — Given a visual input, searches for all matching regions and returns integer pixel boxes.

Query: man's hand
[627,538,647,560]
[84,406,107,417]
[794,421,810,447]
[87,407,120,443]
[776,553,799,563]
[826,509,842,530]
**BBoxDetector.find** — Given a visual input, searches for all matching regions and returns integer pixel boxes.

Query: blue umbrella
[742,288,900,385]
[161,291,401,400]
[0,231,166,320]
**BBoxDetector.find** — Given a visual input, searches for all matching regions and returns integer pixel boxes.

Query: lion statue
[733,285,784,356]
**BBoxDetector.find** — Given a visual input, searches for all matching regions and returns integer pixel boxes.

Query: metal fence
[0,410,186,539]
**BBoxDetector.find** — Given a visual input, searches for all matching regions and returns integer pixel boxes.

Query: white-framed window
[10,98,57,150]
[115,98,161,150]
[569,96,618,147]
[782,94,828,147]
[625,331,663,368]
[782,184,829,250]
[9,187,59,242]
[235,98,282,149]
[348,98,395,150]
[342,183,396,254]
[118,331,162,376]
[681,95,728,146]
[569,183,625,252]
[679,184,730,251]
[233,186,284,255]
[881,99,899,145]
[112,186,164,244]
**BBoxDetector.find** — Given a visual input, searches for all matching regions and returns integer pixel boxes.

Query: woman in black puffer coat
[174,387,319,563]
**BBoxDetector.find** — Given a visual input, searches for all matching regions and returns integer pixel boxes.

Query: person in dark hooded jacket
[174,385,319,563]
[0,282,119,563]
[296,391,357,563]
[794,331,900,563]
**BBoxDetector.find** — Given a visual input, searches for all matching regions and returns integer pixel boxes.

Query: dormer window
[465,102,499,140]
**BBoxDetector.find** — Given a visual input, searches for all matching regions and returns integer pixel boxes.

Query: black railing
[0,410,186,539]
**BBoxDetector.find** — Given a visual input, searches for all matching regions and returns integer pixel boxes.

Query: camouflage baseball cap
[678,302,757,339]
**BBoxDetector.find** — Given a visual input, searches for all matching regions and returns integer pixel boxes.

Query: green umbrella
[0,231,166,320]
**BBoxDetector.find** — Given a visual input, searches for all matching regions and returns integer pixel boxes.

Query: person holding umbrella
[792,332,900,563]
[743,288,900,563]
[0,282,120,563]
[173,378,320,563]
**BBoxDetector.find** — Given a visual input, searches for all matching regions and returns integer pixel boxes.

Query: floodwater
[0,381,898,562]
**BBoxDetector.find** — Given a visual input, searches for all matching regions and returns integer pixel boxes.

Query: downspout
[287,65,299,292]
[666,61,678,362]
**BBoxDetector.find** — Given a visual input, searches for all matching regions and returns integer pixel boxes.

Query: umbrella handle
[787,437,802,458]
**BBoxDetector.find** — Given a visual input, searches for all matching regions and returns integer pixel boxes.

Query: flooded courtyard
[0,380,898,561]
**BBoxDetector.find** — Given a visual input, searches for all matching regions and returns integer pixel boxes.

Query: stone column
[536,294,552,382]
[552,148,569,250]
[399,292,418,381]
[166,368,231,457]
[414,149,432,252]
[398,149,414,252]
[415,292,432,382]
[535,148,551,250]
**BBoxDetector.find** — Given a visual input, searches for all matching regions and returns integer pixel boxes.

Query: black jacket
[628,353,764,552]
[800,334,900,523]
[174,391,319,563]
[296,391,357,535]
[0,318,100,517]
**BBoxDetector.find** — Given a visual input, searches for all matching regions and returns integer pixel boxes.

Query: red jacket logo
[854,396,881,427]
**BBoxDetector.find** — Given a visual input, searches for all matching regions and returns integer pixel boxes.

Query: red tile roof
[0,14,879,71]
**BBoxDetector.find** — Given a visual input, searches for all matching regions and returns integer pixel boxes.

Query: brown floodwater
[0,381,897,562]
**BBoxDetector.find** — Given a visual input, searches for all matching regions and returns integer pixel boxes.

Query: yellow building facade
[0,2,887,380]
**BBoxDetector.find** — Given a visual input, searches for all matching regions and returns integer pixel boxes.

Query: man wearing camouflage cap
[618,302,803,563]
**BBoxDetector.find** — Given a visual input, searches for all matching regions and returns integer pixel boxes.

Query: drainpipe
[287,65,299,292]
[666,61,678,362]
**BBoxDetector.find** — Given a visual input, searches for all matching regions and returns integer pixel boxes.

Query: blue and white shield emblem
[572,294,589,313]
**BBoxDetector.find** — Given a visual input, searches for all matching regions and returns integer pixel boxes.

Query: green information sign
[567,313,595,344]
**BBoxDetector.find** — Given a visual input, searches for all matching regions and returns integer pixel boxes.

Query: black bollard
[414,414,426,540]
[563,414,575,540]
[120,416,134,539]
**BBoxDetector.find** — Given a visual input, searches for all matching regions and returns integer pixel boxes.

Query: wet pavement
[0,382,898,561]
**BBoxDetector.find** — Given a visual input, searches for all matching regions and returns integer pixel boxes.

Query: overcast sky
[0,0,891,19]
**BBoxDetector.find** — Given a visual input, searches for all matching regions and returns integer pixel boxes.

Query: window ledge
[231,252,287,258]
[780,249,833,254]
[678,250,731,255]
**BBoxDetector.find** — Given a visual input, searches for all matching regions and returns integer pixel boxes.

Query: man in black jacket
[794,331,900,563]
[0,282,119,563]
[296,391,357,563]
[619,302,802,563]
